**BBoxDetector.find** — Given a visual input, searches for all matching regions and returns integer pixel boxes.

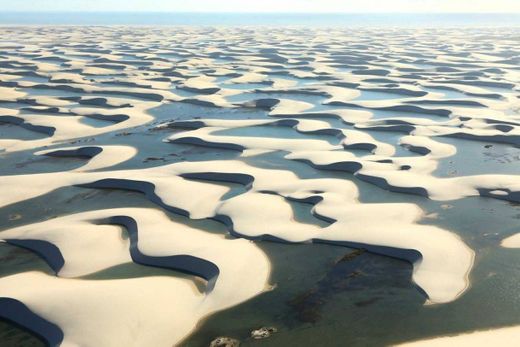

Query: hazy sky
[1,0,519,13]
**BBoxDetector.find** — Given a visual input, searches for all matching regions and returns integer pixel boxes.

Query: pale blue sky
[1,0,519,13]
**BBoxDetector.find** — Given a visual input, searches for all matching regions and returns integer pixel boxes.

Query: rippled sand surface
[0,26,519,346]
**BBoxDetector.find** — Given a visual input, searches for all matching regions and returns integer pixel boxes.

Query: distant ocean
[0,12,519,26]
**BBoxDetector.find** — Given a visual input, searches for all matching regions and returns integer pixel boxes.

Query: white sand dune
[396,326,520,346]
[0,208,270,346]
[0,26,519,346]
[501,233,520,248]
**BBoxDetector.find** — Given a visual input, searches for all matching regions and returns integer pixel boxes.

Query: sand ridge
[0,26,519,346]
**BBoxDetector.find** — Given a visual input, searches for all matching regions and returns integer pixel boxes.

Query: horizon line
[2,11,520,14]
